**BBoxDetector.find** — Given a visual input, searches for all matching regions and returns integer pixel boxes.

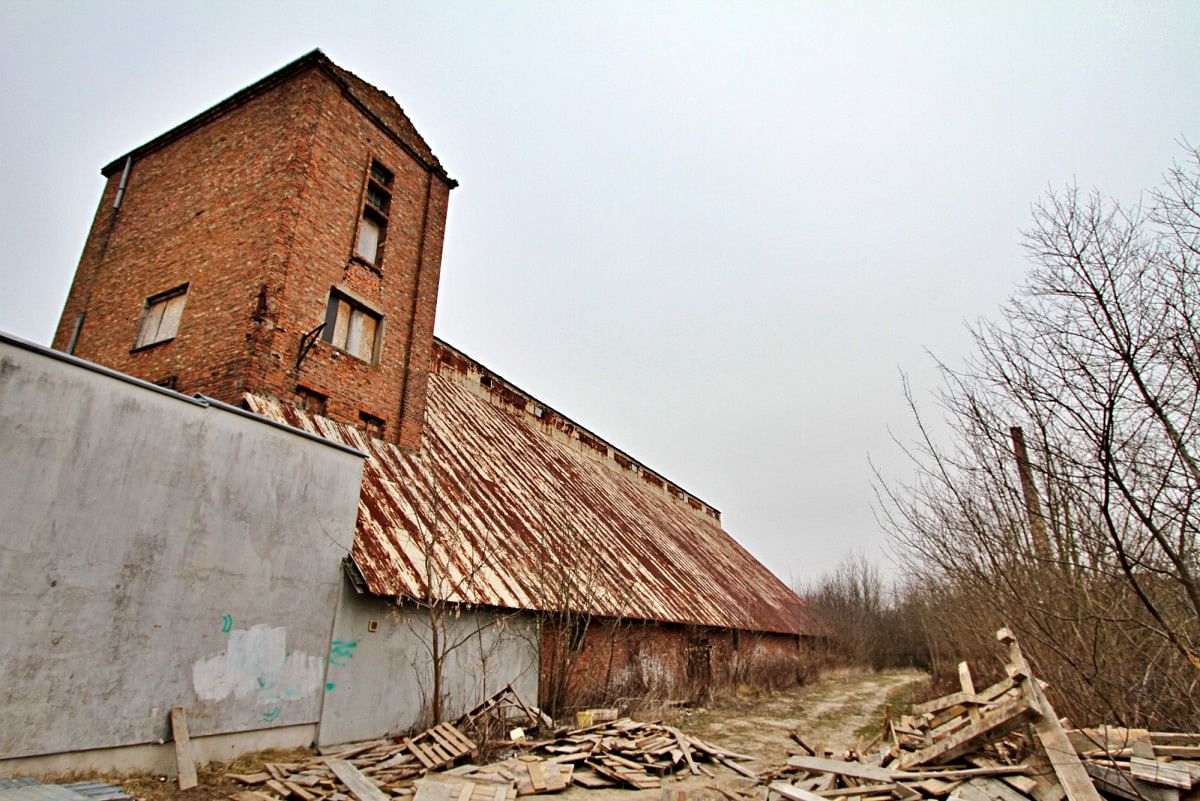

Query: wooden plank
[456,784,474,801]
[914,691,983,717]
[965,756,1037,795]
[267,780,293,797]
[170,707,198,791]
[959,663,982,726]
[321,740,392,758]
[527,762,548,793]
[232,793,276,801]
[996,628,1103,801]
[227,773,272,785]
[894,767,1031,781]
[1084,763,1180,801]
[814,784,896,797]
[284,781,319,801]
[1130,757,1194,790]
[327,759,390,801]
[1154,746,1200,759]
[413,780,456,801]
[571,772,615,789]
[1152,733,1200,746]
[671,729,699,776]
[718,756,758,780]
[786,756,892,783]
[770,783,829,801]
[962,777,1035,801]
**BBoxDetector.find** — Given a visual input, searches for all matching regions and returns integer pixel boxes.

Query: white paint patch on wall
[192,624,324,705]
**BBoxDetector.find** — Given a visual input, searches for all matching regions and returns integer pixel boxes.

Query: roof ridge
[101,49,455,187]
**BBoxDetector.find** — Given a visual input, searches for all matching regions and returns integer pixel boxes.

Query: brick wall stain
[52,64,451,450]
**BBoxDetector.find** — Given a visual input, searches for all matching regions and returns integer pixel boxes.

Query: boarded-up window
[322,290,381,364]
[356,216,381,263]
[136,286,188,348]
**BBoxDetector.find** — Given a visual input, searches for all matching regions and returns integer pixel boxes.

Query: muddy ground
[112,669,928,801]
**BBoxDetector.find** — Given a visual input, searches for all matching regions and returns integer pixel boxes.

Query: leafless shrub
[796,552,930,671]
[878,143,1200,729]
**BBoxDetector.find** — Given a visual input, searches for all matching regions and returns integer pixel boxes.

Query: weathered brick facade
[541,618,812,711]
[52,51,453,449]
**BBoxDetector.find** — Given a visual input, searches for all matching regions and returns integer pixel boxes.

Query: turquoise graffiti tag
[329,639,358,666]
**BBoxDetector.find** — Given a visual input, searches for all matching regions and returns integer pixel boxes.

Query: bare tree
[878,143,1200,728]
[395,454,521,726]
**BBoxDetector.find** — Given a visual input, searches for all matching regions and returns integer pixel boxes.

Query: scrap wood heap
[759,628,1200,801]
[226,683,752,801]
[226,629,1200,801]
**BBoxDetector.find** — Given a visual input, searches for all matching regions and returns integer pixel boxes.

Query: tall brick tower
[52,50,455,449]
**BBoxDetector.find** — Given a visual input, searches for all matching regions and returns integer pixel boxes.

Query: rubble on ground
[224,631,1200,801]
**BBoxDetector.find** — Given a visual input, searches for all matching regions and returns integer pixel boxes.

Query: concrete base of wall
[0,724,317,780]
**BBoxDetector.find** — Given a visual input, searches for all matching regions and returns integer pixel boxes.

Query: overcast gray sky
[2,2,1198,585]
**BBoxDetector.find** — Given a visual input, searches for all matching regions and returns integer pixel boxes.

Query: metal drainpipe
[113,156,132,209]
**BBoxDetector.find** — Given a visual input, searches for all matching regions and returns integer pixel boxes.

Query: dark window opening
[359,412,385,439]
[296,385,328,415]
[567,617,589,653]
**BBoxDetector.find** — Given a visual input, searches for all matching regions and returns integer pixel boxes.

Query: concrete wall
[318,585,539,746]
[0,335,365,761]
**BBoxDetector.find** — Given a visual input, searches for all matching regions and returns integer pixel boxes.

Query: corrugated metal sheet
[246,377,814,636]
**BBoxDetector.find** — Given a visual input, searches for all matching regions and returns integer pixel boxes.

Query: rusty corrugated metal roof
[245,375,814,636]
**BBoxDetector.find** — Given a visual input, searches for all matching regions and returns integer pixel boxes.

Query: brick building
[46,50,816,725]
[53,49,451,449]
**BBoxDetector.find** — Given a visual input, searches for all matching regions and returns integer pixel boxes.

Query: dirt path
[677,668,927,766]
[558,668,927,801]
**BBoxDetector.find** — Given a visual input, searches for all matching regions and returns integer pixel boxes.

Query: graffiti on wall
[192,623,324,720]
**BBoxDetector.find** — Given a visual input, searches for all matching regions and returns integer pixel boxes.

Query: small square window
[296,385,328,415]
[136,286,187,349]
[322,290,382,364]
[359,412,385,439]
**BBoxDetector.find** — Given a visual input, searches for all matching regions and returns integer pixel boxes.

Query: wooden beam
[328,758,390,801]
[786,756,892,783]
[996,628,1103,801]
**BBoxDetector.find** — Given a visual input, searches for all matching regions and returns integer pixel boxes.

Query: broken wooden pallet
[406,723,478,770]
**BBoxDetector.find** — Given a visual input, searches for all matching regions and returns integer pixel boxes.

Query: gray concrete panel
[317,584,538,746]
[0,339,364,758]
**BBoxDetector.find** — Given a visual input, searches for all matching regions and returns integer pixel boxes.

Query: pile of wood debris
[226,629,1198,801]
[758,628,1198,801]
[226,684,752,801]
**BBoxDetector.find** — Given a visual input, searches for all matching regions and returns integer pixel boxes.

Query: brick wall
[540,618,810,711]
[53,60,451,449]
